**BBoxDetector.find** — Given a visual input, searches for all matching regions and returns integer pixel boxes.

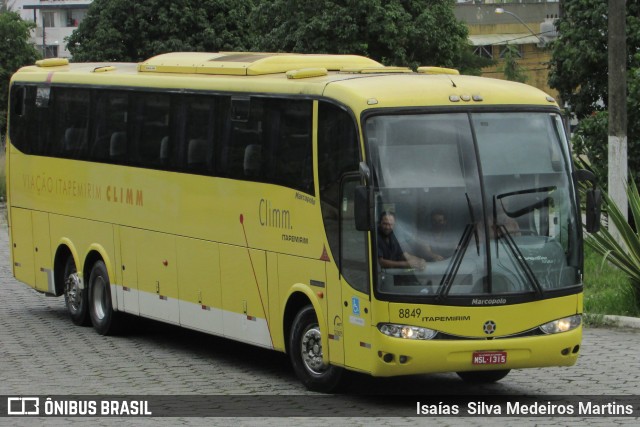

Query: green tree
[66,0,254,62]
[549,0,640,185]
[251,0,473,71]
[0,8,40,137]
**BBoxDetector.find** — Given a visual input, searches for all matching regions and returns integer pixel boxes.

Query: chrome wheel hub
[65,273,82,313]
[92,276,106,320]
[300,325,327,374]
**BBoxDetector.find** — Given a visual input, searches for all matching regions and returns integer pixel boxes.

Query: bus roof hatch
[137,52,383,76]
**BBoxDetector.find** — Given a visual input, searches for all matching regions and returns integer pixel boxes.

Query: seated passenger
[407,209,457,261]
[491,202,521,238]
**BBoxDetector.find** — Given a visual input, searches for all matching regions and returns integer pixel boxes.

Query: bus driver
[377,212,428,270]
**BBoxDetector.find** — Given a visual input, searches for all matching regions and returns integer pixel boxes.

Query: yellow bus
[6,52,600,392]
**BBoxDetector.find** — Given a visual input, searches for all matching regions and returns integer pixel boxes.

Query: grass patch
[583,245,640,318]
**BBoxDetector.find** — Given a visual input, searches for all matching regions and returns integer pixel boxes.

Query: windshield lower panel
[367,111,581,303]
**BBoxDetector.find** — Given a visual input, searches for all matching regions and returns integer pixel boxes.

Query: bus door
[339,177,373,372]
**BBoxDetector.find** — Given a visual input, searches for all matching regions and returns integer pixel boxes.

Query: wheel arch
[82,244,115,289]
[82,246,113,284]
[282,286,325,355]
[53,239,80,296]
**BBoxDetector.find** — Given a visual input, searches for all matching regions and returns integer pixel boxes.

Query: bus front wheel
[289,305,342,392]
[87,260,122,336]
[457,369,510,383]
[63,256,89,326]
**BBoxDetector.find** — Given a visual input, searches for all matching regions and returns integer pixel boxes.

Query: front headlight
[539,314,582,334]
[378,323,437,340]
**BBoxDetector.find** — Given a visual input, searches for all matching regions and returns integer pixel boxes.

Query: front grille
[434,327,544,340]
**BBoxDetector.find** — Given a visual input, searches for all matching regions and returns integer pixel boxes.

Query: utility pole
[608,0,627,240]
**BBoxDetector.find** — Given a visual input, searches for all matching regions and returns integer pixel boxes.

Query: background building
[13,0,90,58]
[455,1,560,98]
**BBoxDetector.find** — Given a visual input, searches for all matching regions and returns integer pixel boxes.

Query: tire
[62,256,90,326]
[457,369,510,383]
[87,260,122,335]
[289,305,342,392]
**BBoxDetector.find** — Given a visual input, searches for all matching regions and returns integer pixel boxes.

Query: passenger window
[182,97,215,173]
[92,92,128,162]
[51,88,90,159]
[221,98,263,180]
[12,86,26,117]
[269,100,313,194]
[131,93,171,167]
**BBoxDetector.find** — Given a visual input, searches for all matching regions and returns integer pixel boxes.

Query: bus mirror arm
[574,169,601,233]
[354,162,373,231]
[359,162,371,182]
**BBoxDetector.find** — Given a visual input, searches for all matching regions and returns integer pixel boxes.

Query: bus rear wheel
[63,256,89,326]
[88,260,122,336]
[289,305,342,392]
[457,369,510,383]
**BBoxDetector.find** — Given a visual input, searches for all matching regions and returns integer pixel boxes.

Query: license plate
[472,351,507,365]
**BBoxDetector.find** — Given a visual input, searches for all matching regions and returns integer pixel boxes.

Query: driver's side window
[318,102,368,293]
[340,178,369,293]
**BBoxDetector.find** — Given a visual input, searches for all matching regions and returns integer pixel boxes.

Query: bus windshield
[366,111,580,302]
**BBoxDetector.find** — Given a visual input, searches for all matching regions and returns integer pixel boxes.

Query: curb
[602,315,640,329]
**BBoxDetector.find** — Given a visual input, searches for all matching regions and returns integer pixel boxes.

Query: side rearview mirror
[574,169,601,233]
[585,188,602,233]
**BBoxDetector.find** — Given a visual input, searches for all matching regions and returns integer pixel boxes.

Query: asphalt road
[0,220,638,426]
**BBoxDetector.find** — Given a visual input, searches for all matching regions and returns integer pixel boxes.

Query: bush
[586,178,640,305]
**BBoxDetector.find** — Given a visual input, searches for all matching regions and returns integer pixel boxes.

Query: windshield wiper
[436,223,473,301]
[497,186,556,218]
[495,223,544,297]
[492,195,544,297]
[437,193,480,300]
[465,193,479,255]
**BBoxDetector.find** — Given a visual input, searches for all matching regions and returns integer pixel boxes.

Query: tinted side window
[92,91,128,162]
[219,97,313,194]
[131,93,171,167]
[221,97,264,180]
[50,87,90,159]
[269,99,313,194]
[9,85,29,153]
[318,101,360,258]
[9,86,315,194]
[9,85,50,155]
[180,95,229,175]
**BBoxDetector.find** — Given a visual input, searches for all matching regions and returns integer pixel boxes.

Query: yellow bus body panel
[388,294,580,338]
[6,53,577,380]
[370,326,581,377]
